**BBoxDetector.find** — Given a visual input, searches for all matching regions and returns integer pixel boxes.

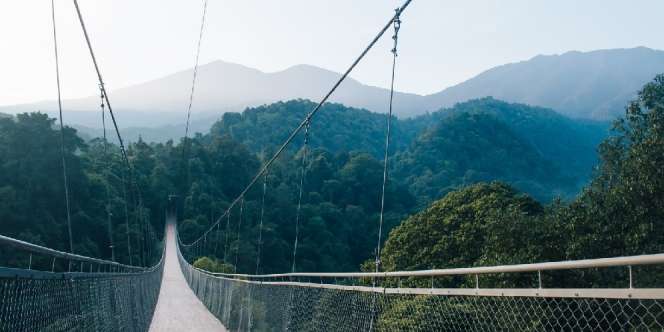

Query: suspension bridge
[1,0,664,331]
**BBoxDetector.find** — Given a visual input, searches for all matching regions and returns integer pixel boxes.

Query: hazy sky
[1,0,664,106]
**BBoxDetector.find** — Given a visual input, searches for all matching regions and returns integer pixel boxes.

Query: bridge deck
[149,220,226,331]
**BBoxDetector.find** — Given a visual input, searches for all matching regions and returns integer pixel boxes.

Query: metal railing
[0,233,165,332]
[179,228,664,331]
[0,234,146,274]
[204,253,664,300]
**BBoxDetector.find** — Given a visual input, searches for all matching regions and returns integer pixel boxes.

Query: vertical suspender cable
[374,9,402,276]
[101,87,115,261]
[234,197,245,273]
[73,0,148,266]
[369,8,402,332]
[291,121,311,273]
[214,217,221,257]
[51,0,75,263]
[181,0,209,216]
[255,172,268,274]
[122,170,133,265]
[223,208,232,263]
[182,0,413,249]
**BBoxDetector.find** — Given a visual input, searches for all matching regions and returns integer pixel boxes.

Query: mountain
[0,61,425,127]
[210,98,608,203]
[404,98,609,185]
[2,47,660,139]
[210,99,413,158]
[396,98,609,203]
[424,47,664,120]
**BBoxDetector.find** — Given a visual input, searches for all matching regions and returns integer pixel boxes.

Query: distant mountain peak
[425,47,664,120]
[3,47,663,129]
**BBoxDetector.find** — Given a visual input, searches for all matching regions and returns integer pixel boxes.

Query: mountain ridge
[2,47,663,130]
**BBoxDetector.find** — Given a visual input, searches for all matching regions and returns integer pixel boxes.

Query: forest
[0,75,662,278]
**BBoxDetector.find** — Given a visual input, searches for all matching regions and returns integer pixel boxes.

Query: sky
[1,0,664,106]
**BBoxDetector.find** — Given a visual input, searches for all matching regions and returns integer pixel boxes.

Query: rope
[51,0,74,262]
[182,0,414,248]
[291,121,311,273]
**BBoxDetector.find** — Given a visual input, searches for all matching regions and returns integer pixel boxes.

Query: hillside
[3,47,661,137]
[210,98,608,203]
[395,111,576,203]
[1,61,425,125]
[424,47,664,120]
[405,98,609,186]
[210,100,412,158]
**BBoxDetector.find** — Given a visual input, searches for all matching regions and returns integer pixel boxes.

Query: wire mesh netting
[0,266,163,332]
[178,253,664,331]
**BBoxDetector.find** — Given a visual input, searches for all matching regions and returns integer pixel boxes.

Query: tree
[379,182,558,287]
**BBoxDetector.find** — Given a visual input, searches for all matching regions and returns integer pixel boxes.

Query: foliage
[193,256,234,273]
[210,99,410,158]
[378,182,561,288]
[562,74,664,260]
[4,71,662,281]
[395,111,576,205]
[399,98,608,203]
[379,74,664,288]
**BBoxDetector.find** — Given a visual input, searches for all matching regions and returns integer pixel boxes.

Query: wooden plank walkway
[149,221,226,332]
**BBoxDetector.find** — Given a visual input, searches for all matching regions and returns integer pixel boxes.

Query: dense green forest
[1,75,662,279]
[379,75,664,283]
[212,98,607,203]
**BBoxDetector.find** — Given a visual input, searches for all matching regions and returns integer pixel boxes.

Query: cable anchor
[391,8,402,56]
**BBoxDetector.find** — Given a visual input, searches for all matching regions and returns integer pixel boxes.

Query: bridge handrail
[0,233,147,271]
[208,252,664,279]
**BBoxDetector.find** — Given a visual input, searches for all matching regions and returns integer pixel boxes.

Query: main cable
[291,121,310,273]
[182,0,413,247]
[51,0,74,260]
[100,86,115,261]
[73,0,130,177]
[180,0,209,220]
[73,0,149,266]
[368,8,403,332]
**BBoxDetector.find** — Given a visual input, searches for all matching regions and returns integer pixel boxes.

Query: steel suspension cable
[233,197,245,273]
[291,121,311,273]
[368,8,403,332]
[255,172,268,274]
[121,170,133,265]
[223,208,232,263]
[73,0,149,266]
[183,0,413,247]
[72,0,130,179]
[374,8,402,277]
[180,0,209,224]
[214,215,221,257]
[181,0,209,171]
[51,0,74,261]
[100,86,115,261]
